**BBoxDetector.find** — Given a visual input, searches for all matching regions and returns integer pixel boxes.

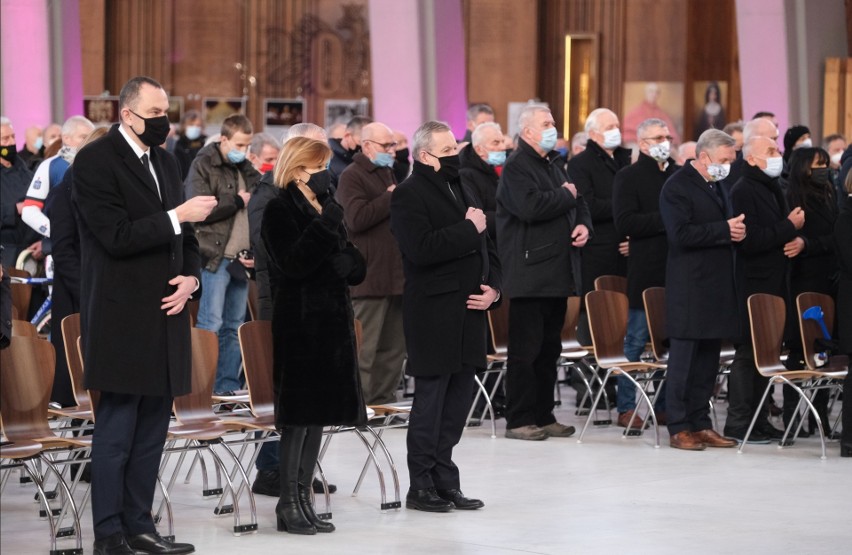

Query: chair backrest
[487,299,510,354]
[747,293,788,376]
[560,296,583,349]
[0,336,58,442]
[354,318,363,356]
[246,279,260,322]
[173,327,220,425]
[7,268,32,321]
[642,287,668,361]
[61,313,90,407]
[585,289,629,367]
[187,299,200,327]
[796,292,835,371]
[594,274,628,295]
[237,320,276,419]
[11,319,38,337]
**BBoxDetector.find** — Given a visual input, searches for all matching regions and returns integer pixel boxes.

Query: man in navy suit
[659,129,744,451]
[74,76,217,555]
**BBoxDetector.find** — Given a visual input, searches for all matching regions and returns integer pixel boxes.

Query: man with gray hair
[1,116,38,268]
[247,132,281,175]
[724,116,779,192]
[391,120,501,512]
[497,104,591,441]
[285,122,327,142]
[660,128,744,451]
[567,107,631,343]
[459,121,506,240]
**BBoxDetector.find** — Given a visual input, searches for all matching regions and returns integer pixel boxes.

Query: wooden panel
[623,0,687,82]
[823,58,844,135]
[79,0,106,95]
[846,58,852,136]
[464,0,539,129]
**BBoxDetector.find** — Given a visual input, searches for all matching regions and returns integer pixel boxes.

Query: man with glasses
[497,104,591,441]
[612,118,679,428]
[391,120,501,512]
[337,122,407,405]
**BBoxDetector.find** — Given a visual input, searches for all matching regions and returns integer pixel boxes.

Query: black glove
[330,252,355,278]
[321,201,344,227]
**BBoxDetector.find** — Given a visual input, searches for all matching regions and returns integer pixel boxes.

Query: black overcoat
[262,185,367,428]
[390,161,502,377]
[660,162,741,340]
[458,142,499,241]
[834,196,852,354]
[73,125,200,397]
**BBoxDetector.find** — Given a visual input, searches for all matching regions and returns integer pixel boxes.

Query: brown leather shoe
[669,430,706,451]
[692,428,737,448]
[617,410,649,429]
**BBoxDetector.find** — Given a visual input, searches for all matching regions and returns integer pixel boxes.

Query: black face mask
[0,143,17,165]
[395,148,410,163]
[305,169,331,197]
[129,109,171,147]
[427,153,460,182]
[810,167,830,186]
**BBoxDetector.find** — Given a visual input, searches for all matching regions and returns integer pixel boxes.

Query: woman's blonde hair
[273,136,331,189]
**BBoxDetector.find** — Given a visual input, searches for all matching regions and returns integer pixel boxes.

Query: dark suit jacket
[0,267,10,349]
[73,124,201,397]
[612,153,678,308]
[390,161,502,376]
[835,196,852,354]
[660,162,741,340]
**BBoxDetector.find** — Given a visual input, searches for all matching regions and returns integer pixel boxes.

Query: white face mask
[602,128,622,149]
[706,162,731,182]
[797,138,813,149]
[830,151,842,167]
[760,155,783,178]
[648,140,671,163]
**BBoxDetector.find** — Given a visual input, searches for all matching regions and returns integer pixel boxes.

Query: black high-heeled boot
[298,426,335,533]
[275,426,316,535]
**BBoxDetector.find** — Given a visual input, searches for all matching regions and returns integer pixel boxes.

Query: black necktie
[141,153,150,172]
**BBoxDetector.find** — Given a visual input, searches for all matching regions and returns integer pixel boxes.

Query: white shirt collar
[118,124,150,160]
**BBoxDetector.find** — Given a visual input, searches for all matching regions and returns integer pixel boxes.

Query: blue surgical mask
[602,128,622,149]
[372,152,395,168]
[34,137,44,151]
[487,150,506,166]
[185,125,201,141]
[761,156,783,178]
[556,147,568,158]
[227,148,246,164]
[538,127,558,152]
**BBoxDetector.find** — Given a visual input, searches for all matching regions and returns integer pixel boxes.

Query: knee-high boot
[298,426,335,533]
[275,426,316,535]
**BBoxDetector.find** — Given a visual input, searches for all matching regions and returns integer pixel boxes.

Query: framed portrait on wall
[692,81,728,140]
[264,98,306,137]
[83,96,119,124]
[167,97,184,124]
[622,82,684,148]
[202,97,246,136]
[324,98,369,129]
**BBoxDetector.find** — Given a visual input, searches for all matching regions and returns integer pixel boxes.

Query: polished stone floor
[2,389,849,555]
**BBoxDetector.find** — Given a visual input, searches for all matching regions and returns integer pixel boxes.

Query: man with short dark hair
[328,115,372,187]
[74,75,217,555]
[169,110,206,180]
[461,103,495,143]
[186,113,260,395]
[660,129,743,451]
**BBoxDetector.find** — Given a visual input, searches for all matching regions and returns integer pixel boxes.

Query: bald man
[336,122,407,405]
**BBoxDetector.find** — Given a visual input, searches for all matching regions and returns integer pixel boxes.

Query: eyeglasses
[364,139,398,152]
[640,135,674,143]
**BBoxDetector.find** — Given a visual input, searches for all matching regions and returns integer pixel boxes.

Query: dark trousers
[724,342,770,432]
[504,297,567,429]
[406,368,475,490]
[91,391,172,540]
[843,369,852,447]
[665,338,721,435]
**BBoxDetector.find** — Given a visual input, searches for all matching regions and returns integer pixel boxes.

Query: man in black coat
[391,121,501,513]
[0,261,10,349]
[328,115,371,188]
[724,136,803,442]
[566,107,631,340]
[660,129,743,451]
[1,117,38,268]
[73,76,217,555]
[497,105,591,441]
[834,185,852,456]
[459,121,506,242]
[612,118,679,427]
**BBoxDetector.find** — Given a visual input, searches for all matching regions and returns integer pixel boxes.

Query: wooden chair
[246,279,260,322]
[576,290,666,447]
[558,296,604,415]
[11,319,38,337]
[464,300,508,438]
[594,274,628,295]
[739,294,847,459]
[7,267,32,321]
[44,314,96,422]
[0,336,89,552]
[162,327,258,536]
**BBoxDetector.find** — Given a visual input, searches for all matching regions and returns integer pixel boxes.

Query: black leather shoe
[93,533,140,555]
[312,477,337,494]
[436,488,484,510]
[251,469,280,497]
[756,423,785,440]
[127,532,194,554]
[841,444,852,458]
[406,487,454,512]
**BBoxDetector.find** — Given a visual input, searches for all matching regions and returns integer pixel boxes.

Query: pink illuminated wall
[0,0,52,149]
[60,0,84,120]
[431,0,467,138]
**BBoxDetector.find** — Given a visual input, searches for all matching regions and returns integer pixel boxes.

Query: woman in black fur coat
[261,137,366,534]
